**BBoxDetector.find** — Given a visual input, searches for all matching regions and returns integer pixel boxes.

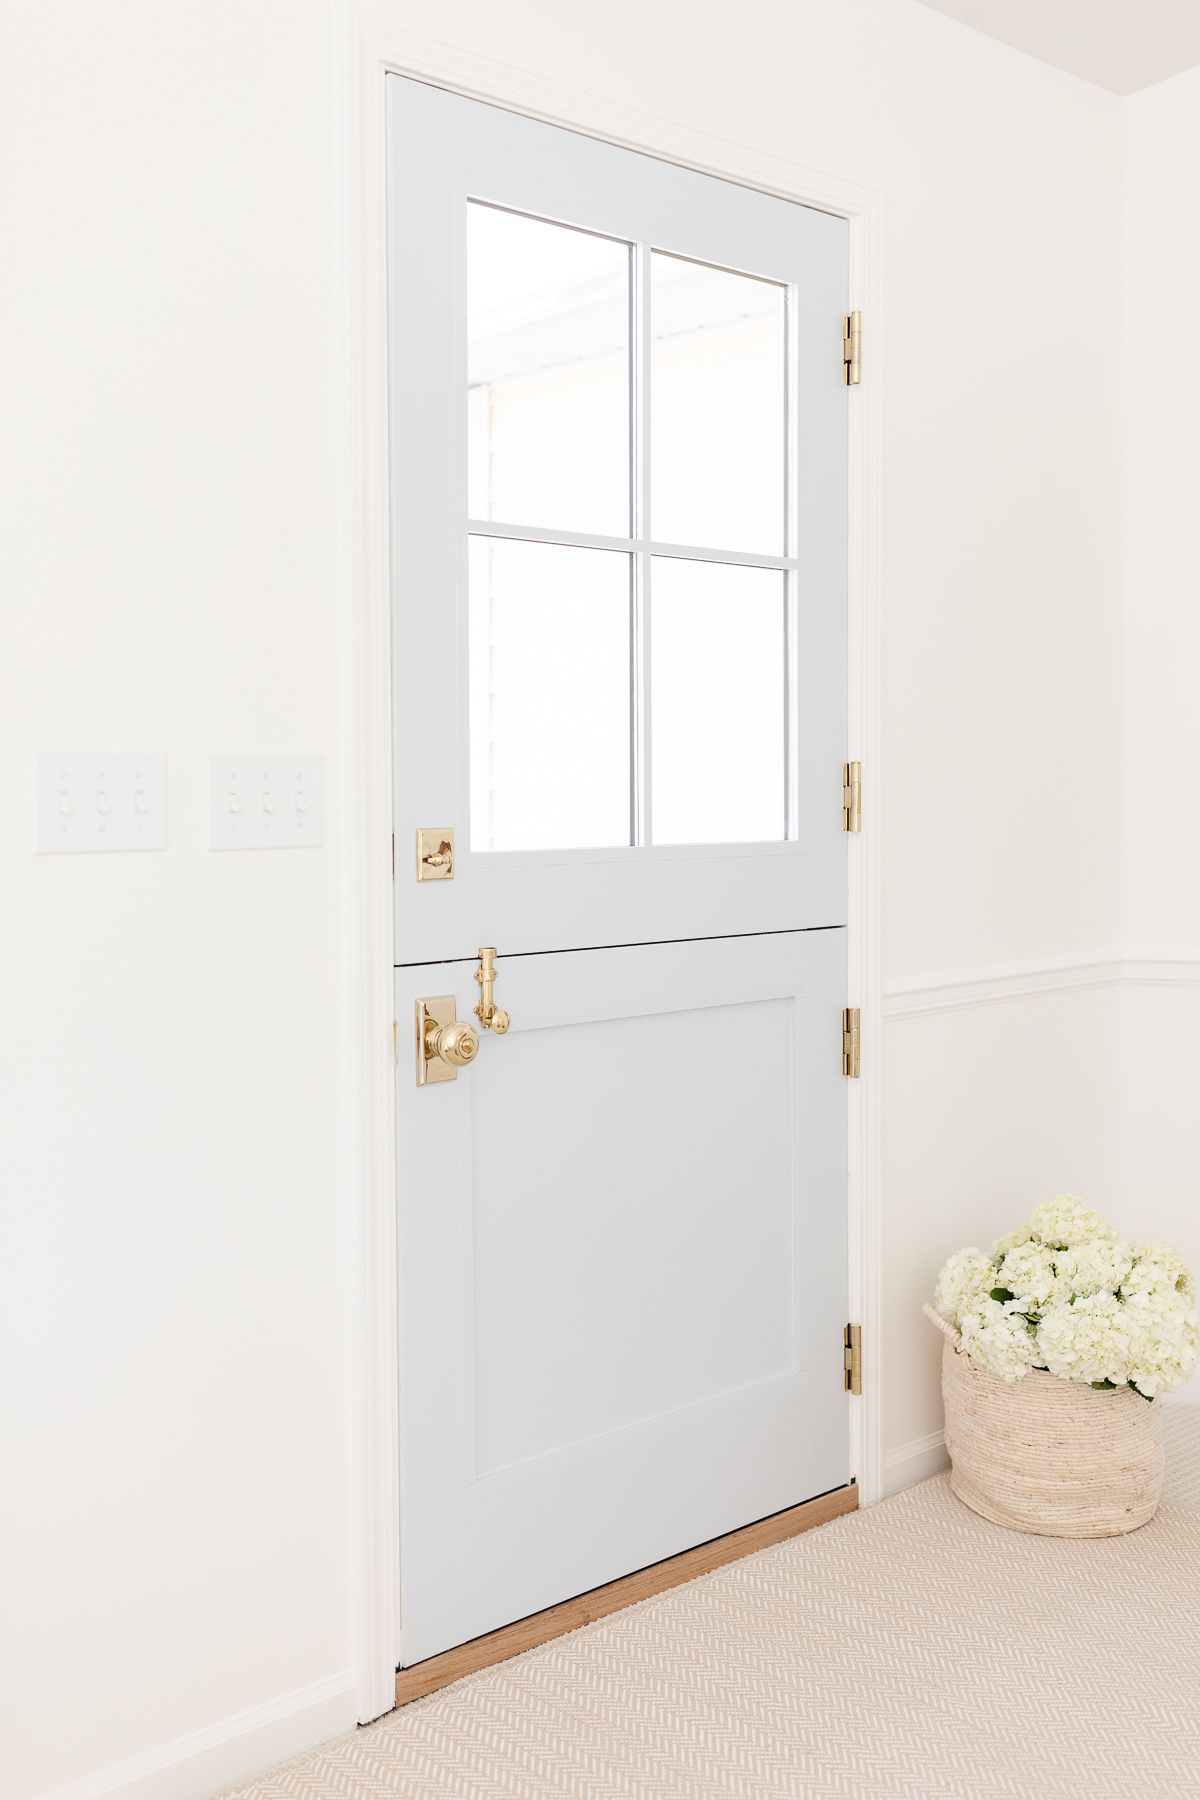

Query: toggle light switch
[210,757,323,850]
[36,754,166,853]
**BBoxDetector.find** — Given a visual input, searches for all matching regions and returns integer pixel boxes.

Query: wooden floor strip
[395,1482,858,1707]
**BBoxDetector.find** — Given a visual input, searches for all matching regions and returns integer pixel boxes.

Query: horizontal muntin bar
[467,518,798,573]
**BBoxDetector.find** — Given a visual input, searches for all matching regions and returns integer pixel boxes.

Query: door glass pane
[650,558,785,845]
[468,204,631,536]
[469,537,632,852]
[650,253,786,555]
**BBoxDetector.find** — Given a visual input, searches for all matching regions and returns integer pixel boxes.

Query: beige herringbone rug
[222,1406,1200,1800]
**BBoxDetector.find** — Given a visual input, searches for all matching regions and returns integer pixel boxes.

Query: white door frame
[339,11,883,1725]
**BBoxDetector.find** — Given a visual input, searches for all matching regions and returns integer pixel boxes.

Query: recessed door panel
[470,997,795,1475]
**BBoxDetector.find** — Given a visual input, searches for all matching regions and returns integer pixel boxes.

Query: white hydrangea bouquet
[928,1196,1196,1536]
[933,1194,1197,1400]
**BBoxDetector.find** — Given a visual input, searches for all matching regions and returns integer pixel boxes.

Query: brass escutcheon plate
[416,828,455,881]
[415,995,460,1086]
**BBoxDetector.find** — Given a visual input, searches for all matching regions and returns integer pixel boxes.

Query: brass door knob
[426,1017,479,1068]
[416,997,481,1086]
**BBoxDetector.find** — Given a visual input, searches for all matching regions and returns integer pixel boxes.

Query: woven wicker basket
[923,1303,1164,1537]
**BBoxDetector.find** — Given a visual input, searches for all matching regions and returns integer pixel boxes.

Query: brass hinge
[842,1006,861,1079]
[842,760,862,833]
[843,309,862,386]
[844,1322,863,1395]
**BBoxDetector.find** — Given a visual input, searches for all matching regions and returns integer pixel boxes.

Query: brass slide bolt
[474,946,511,1035]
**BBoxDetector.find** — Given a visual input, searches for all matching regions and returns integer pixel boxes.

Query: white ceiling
[913,0,1200,94]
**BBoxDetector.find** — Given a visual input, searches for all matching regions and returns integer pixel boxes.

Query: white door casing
[387,75,857,1667]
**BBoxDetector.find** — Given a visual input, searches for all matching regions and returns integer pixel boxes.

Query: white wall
[0,4,355,1797]
[1117,65,1200,1300]
[0,0,1140,1794]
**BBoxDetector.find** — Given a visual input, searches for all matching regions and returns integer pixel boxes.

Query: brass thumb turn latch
[416,947,511,1085]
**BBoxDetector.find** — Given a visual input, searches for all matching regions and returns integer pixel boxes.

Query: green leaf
[1090,1379,1117,1389]
[990,1287,1014,1303]
[1129,1381,1154,1402]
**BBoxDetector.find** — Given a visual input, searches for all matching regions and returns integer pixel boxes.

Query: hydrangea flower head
[997,1239,1057,1311]
[1053,1236,1133,1300]
[934,1247,994,1330]
[1028,1194,1115,1250]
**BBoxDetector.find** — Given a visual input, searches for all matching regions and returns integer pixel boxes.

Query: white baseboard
[34,1671,358,1800]
[882,1429,949,1496]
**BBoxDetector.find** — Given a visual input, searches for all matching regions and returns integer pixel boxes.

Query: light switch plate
[210,756,324,849]
[36,753,166,853]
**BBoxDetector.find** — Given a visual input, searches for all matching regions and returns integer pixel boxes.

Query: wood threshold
[394,1481,857,1707]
